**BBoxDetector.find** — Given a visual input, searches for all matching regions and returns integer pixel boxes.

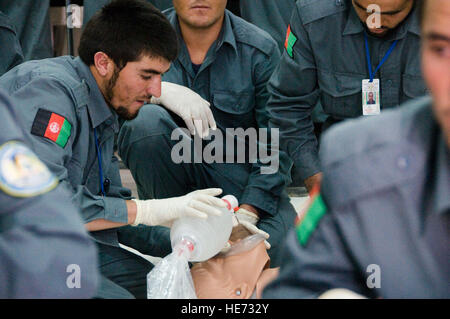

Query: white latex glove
[131,188,226,227]
[318,289,367,299]
[233,208,271,250]
[151,81,216,138]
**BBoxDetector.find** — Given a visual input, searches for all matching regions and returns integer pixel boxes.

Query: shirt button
[386,80,393,87]
[335,0,343,6]
[105,119,112,125]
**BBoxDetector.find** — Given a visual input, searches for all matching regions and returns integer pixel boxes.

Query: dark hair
[78,0,178,69]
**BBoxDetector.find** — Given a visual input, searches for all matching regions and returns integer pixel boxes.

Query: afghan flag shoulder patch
[31,108,72,148]
[284,24,297,58]
[296,186,328,247]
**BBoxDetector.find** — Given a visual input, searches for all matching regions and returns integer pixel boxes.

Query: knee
[118,104,178,165]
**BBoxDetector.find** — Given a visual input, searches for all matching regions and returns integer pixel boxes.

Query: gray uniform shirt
[267,0,427,181]
[264,96,449,298]
[0,0,53,60]
[160,8,291,215]
[0,89,98,298]
[0,11,23,76]
[0,56,132,247]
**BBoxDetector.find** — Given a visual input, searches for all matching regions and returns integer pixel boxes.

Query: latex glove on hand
[150,81,217,138]
[233,207,271,249]
[132,188,226,227]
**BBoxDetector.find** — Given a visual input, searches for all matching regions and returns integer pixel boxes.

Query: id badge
[362,79,380,116]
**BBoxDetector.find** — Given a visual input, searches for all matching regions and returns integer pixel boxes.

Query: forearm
[85,200,137,231]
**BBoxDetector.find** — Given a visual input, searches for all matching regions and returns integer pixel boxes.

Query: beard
[365,25,394,38]
[104,67,141,121]
[115,106,140,121]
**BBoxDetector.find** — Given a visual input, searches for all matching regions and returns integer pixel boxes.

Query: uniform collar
[74,57,117,130]
[430,136,450,215]
[343,3,421,40]
[342,5,364,36]
[216,10,238,54]
[166,8,237,68]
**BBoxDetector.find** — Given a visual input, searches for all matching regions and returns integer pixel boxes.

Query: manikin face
[191,238,269,299]
[352,0,414,37]
[421,0,450,146]
[173,0,227,29]
[94,53,170,120]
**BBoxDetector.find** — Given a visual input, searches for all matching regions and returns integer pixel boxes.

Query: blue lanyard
[364,32,398,82]
[93,128,105,196]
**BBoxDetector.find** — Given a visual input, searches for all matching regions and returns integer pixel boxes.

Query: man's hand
[151,81,216,138]
[234,205,270,249]
[131,188,227,227]
[304,172,323,194]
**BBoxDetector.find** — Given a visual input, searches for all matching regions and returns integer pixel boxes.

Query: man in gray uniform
[118,0,297,267]
[0,89,98,298]
[263,0,449,298]
[0,11,23,76]
[0,0,227,299]
[267,0,427,191]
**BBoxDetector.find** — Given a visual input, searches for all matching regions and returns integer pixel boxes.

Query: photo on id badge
[362,79,380,116]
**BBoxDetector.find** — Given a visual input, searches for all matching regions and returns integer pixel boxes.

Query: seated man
[118,0,297,266]
[263,0,449,298]
[0,0,227,299]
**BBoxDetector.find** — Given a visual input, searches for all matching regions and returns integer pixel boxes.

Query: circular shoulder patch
[0,141,58,197]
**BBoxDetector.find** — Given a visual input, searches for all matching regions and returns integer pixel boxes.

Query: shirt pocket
[318,71,363,119]
[401,74,428,101]
[212,90,256,130]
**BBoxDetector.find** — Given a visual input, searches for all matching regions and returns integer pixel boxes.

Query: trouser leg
[96,243,154,299]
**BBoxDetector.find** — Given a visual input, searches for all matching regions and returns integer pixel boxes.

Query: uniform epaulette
[230,13,278,57]
[297,0,348,25]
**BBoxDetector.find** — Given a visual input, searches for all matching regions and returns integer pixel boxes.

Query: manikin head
[190,226,272,299]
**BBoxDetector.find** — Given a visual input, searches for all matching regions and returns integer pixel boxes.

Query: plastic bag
[219,234,266,258]
[147,241,197,299]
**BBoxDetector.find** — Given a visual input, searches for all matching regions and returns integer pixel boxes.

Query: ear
[93,52,114,77]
